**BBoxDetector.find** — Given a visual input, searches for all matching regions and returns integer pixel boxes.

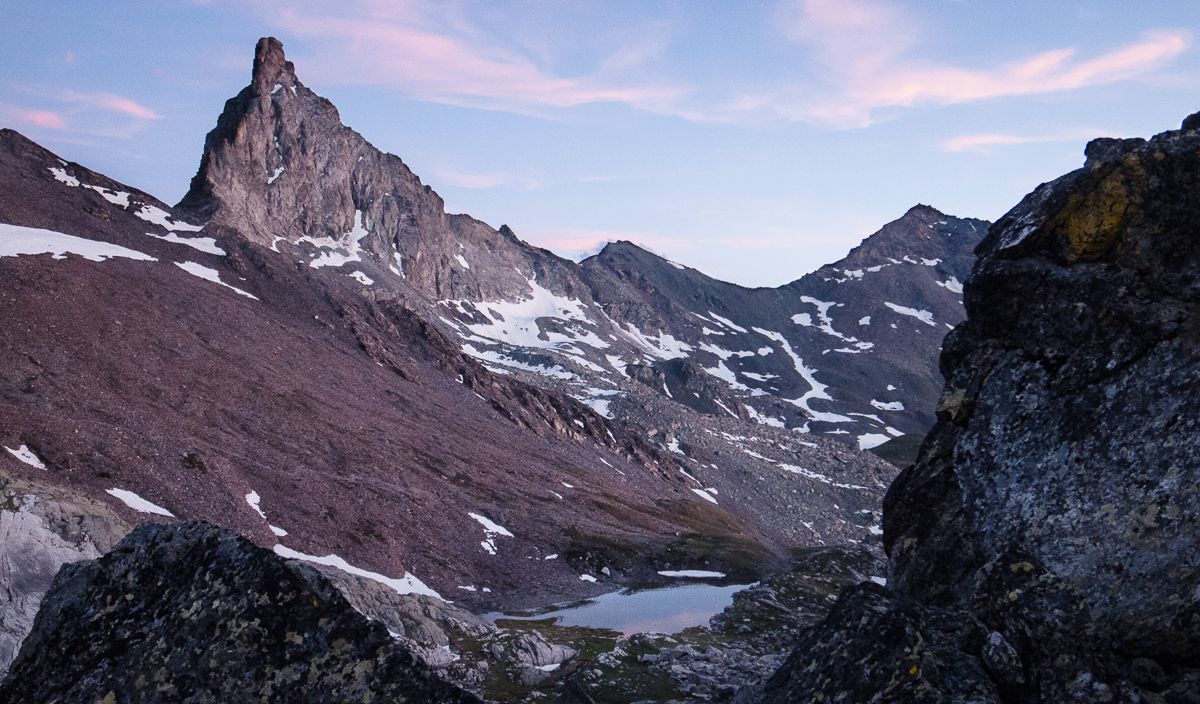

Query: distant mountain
[174,38,987,453]
[0,36,979,681]
[579,204,987,445]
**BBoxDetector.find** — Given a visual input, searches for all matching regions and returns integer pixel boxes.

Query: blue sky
[3,1,1198,286]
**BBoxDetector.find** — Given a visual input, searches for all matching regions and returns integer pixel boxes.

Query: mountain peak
[902,203,946,220]
[251,36,297,92]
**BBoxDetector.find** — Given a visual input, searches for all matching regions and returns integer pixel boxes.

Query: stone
[0,521,478,703]
[751,110,1200,702]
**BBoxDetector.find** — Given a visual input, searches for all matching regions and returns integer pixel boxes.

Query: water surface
[489,582,753,635]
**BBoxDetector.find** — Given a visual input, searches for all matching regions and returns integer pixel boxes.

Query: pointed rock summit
[177,37,551,301]
[251,36,297,92]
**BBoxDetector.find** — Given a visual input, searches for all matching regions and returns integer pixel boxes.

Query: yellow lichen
[1049,156,1147,262]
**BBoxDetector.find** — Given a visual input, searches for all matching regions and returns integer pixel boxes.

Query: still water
[488,582,753,635]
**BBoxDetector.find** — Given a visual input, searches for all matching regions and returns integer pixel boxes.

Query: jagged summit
[175,37,569,302]
[251,36,297,92]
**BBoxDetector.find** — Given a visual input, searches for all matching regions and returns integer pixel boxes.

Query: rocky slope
[751,114,1200,702]
[0,521,478,703]
[176,37,985,454]
[578,204,986,446]
[0,38,909,676]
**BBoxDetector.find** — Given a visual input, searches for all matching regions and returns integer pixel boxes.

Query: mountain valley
[3,33,1190,704]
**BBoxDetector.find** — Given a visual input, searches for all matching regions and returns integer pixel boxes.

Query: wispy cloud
[778,0,1190,126]
[246,0,1188,128]
[432,166,542,191]
[1,86,162,139]
[940,128,1111,153]
[58,90,161,120]
[0,104,67,130]
[269,2,687,118]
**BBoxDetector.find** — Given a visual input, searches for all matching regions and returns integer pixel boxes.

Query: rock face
[0,470,128,676]
[178,36,539,303]
[0,521,478,703]
[753,116,1200,702]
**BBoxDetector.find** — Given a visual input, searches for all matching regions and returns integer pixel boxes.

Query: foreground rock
[0,521,478,703]
[751,115,1200,701]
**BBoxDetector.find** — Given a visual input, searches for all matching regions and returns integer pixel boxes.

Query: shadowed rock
[751,113,1200,702]
[0,521,479,703]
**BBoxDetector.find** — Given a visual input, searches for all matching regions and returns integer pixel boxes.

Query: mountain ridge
[0,36,986,690]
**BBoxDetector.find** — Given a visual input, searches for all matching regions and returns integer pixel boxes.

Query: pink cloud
[782,0,1190,126]
[432,166,542,191]
[12,107,67,130]
[264,3,686,116]
[58,90,161,120]
[940,128,1110,153]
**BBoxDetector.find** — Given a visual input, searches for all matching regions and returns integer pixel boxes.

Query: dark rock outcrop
[0,521,479,703]
[752,116,1200,702]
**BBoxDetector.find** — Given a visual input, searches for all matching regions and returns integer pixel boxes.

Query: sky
[3,1,1198,287]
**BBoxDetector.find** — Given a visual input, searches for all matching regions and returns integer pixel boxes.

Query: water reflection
[489,582,753,635]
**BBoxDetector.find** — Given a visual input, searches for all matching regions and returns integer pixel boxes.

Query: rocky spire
[174,37,561,301]
[250,36,297,94]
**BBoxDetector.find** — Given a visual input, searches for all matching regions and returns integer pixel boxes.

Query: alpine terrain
[1,38,992,701]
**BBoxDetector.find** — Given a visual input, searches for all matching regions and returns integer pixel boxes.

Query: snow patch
[146,232,225,255]
[858,433,892,450]
[469,512,514,556]
[106,488,173,516]
[883,302,937,326]
[48,166,80,187]
[0,224,156,263]
[5,444,46,469]
[777,464,866,490]
[707,312,748,333]
[658,570,727,578]
[274,545,442,600]
[442,275,609,352]
[303,210,371,269]
[83,184,131,207]
[134,204,204,232]
[752,327,853,425]
[175,262,258,299]
[744,405,786,428]
[936,276,964,294]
